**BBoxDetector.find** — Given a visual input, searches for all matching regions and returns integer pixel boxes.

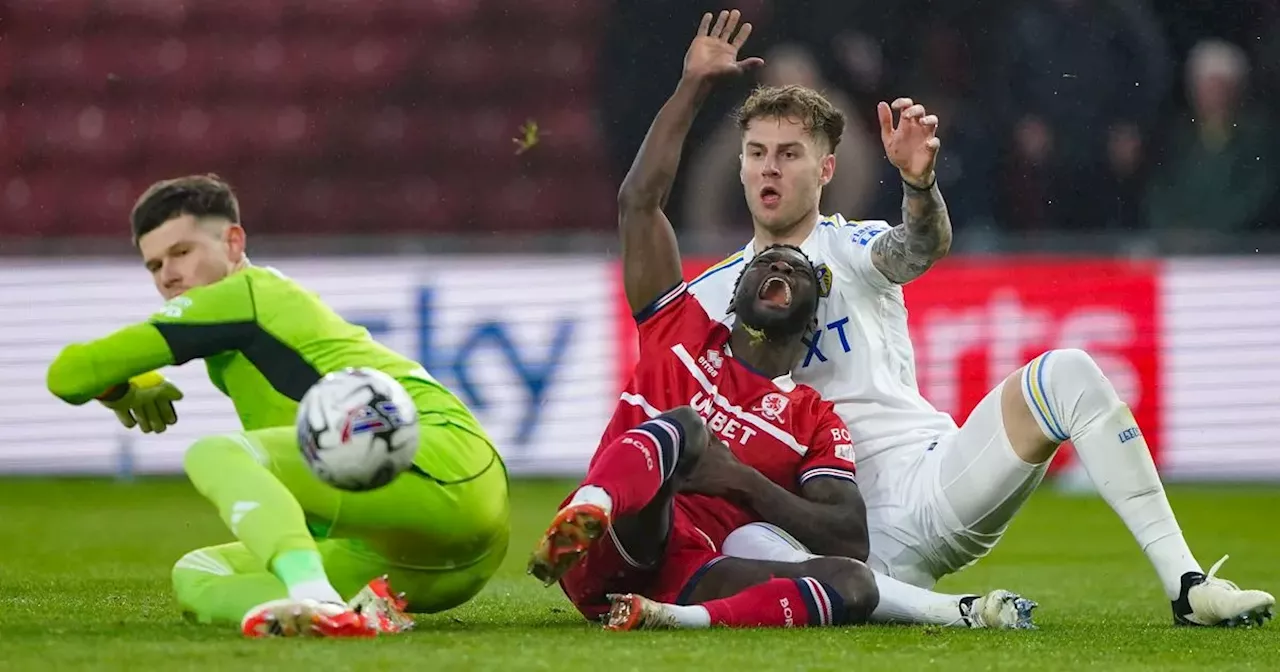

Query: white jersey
[688,213,957,469]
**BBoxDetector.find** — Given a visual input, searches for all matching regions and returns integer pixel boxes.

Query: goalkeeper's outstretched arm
[48,270,256,405]
[47,323,177,405]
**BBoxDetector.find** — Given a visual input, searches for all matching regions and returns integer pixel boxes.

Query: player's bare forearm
[726,468,870,561]
[619,76,713,208]
[618,76,716,314]
[871,179,953,284]
[47,323,175,405]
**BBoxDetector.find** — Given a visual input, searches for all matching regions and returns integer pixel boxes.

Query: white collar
[744,213,828,259]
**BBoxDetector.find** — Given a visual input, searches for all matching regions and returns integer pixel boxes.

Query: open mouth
[757,275,793,308]
[759,186,780,207]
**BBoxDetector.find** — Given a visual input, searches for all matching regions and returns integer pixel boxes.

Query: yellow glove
[96,371,184,434]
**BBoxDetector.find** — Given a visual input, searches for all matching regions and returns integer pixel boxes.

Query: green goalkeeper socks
[172,560,289,625]
[272,549,344,603]
[183,434,343,604]
[172,541,380,626]
[272,549,329,586]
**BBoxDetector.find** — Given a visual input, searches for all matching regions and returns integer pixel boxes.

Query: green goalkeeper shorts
[237,421,510,609]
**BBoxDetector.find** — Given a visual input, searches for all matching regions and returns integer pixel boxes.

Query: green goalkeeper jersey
[47,265,495,482]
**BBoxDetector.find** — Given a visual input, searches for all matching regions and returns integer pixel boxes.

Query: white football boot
[1172,555,1274,627]
[959,589,1038,629]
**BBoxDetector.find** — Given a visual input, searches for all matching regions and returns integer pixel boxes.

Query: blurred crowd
[600,0,1280,249]
[2,0,1277,253]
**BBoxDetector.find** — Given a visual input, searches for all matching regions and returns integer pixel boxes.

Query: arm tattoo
[871,180,953,284]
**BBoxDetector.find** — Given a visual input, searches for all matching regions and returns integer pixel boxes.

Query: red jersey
[595,281,859,546]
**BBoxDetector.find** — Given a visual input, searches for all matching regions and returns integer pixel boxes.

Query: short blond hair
[735,84,845,153]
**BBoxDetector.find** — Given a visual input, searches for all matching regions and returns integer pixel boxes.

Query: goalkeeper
[46,174,510,639]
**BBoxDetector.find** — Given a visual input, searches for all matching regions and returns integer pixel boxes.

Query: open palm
[683,9,765,82]
[878,97,942,186]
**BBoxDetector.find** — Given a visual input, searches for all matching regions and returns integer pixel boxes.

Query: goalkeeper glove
[96,371,184,434]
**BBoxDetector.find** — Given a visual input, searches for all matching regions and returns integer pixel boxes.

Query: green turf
[0,478,1274,670]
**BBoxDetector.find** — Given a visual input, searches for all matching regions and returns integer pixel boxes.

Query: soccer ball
[296,367,419,492]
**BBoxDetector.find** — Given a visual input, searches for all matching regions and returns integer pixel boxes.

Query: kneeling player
[47,175,510,638]
[528,11,880,629]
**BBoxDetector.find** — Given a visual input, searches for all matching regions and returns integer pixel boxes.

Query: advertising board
[0,257,615,475]
[2,254,1277,479]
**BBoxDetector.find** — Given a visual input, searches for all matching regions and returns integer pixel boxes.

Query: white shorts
[724,381,1050,589]
[868,381,1050,587]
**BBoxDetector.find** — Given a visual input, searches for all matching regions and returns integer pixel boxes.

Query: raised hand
[877,97,942,188]
[682,9,765,84]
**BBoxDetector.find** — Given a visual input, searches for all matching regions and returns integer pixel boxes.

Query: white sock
[1026,349,1201,598]
[871,572,969,626]
[718,525,970,625]
[663,603,712,628]
[568,485,614,518]
[288,579,345,605]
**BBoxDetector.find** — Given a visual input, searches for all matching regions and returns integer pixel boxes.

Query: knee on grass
[796,556,879,624]
[170,549,230,612]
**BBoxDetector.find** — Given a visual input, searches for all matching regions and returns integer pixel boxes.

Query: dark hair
[735,84,846,153]
[130,174,241,245]
[727,243,819,315]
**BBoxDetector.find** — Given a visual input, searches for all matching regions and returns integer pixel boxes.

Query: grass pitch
[0,478,1275,671]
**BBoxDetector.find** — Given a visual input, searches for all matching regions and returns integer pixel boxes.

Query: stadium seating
[0,0,612,237]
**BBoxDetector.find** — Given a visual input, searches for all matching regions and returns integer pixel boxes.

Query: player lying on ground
[684,20,1274,626]
[527,11,880,630]
[610,9,1036,630]
[46,175,510,638]
[532,407,878,631]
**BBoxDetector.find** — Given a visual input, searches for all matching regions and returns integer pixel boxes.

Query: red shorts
[559,502,724,621]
